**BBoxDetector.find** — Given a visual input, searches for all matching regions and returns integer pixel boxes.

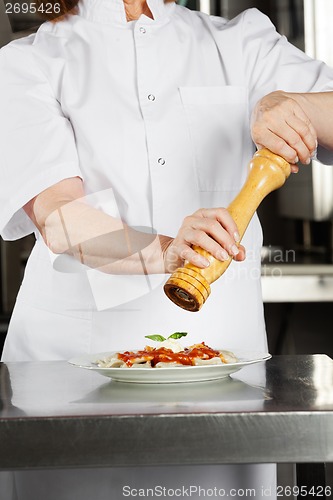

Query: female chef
[1,0,333,498]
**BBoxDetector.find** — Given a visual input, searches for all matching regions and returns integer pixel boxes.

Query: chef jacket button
[148,94,156,101]
[139,27,146,34]
[158,158,166,166]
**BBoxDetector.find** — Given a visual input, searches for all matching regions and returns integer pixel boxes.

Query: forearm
[25,180,245,277]
[39,199,173,274]
[292,91,333,151]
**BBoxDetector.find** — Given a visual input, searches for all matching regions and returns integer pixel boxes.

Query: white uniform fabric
[2,1,333,358]
[1,1,333,498]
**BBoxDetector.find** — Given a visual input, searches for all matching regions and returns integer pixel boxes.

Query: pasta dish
[95,340,238,369]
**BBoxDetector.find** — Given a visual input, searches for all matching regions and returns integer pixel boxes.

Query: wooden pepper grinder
[164,148,291,311]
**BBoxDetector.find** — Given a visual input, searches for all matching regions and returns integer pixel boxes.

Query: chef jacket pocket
[179,86,250,192]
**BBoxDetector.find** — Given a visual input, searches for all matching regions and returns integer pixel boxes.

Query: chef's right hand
[251,91,318,172]
[162,208,246,273]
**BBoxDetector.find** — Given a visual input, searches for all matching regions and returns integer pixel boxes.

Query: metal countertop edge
[0,412,332,469]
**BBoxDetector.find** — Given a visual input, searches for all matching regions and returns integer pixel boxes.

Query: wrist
[159,235,175,274]
[138,234,174,274]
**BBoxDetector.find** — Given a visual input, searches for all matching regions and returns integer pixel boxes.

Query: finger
[280,121,311,164]
[196,208,240,242]
[290,104,318,153]
[183,218,239,258]
[183,228,235,261]
[266,118,309,162]
[177,244,211,268]
[233,245,246,262]
[285,114,317,163]
[254,104,317,164]
[252,109,312,164]
[255,127,299,164]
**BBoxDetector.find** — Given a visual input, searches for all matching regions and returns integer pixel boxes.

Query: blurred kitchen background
[1,0,333,492]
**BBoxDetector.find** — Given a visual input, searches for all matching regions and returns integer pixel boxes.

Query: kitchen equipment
[164,149,291,311]
[277,0,333,248]
[0,0,12,47]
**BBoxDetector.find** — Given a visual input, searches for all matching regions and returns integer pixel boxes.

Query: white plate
[68,350,272,384]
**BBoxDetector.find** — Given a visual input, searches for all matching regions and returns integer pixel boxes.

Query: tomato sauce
[117,342,224,367]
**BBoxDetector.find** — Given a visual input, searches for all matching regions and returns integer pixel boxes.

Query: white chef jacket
[1,0,333,498]
[1,0,333,361]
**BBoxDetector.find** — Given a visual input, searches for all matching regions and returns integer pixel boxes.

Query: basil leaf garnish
[168,332,188,339]
[145,335,166,342]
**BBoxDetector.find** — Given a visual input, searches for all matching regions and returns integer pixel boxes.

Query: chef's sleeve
[0,44,83,241]
[240,8,333,164]
[241,9,333,107]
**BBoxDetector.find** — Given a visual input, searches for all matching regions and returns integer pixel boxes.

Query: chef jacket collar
[78,0,175,26]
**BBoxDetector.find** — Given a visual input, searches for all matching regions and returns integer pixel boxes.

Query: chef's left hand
[251,90,318,173]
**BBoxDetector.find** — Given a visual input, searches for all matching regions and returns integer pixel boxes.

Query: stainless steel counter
[0,355,332,470]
